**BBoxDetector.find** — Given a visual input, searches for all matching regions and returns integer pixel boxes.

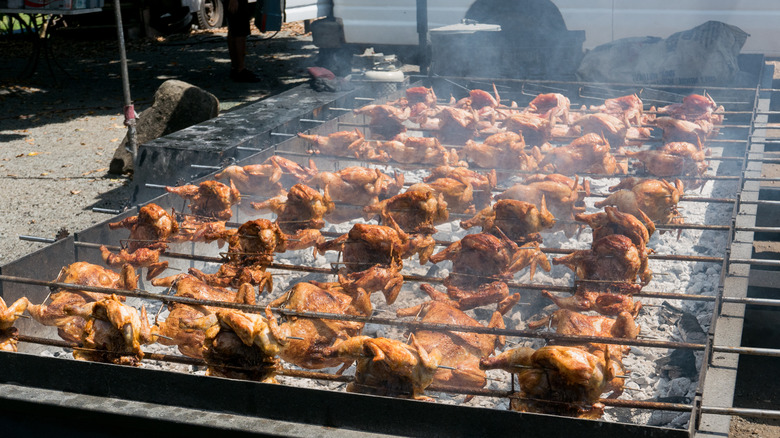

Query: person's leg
[233,35,247,72]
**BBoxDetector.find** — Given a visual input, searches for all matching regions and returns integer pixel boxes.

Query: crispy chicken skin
[463,131,540,171]
[214,156,318,197]
[100,244,169,280]
[540,133,624,175]
[108,203,178,251]
[166,180,241,220]
[362,134,463,166]
[541,283,643,317]
[595,177,684,229]
[65,294,158,366]
[151,274,257,359]
[396,284,517,391]
[322,335,442,401]
[653,117,714,144]
[553,234,651,285]
[657,93,723,125]
[461,197,555,244]
[480,345,615,419]
[623,141,709,180]
[251,183,335,234]
[270,281,372,369]
[505,112,552,147]
[27,263,136,343]
[0,296,30,352]
[353,104,410,139]
[589,94,643,127]
[572,113,628,148]
[363,186,449,234]
[425,165,497,209]
[298,130,365,156]
[180,307,288,382]
[168,218,229,246]
[307,166,404,209]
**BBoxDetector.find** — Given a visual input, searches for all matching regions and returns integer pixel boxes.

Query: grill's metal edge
[693,58,774,437]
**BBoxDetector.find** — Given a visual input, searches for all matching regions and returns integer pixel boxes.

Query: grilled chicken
[430,232,550,304]
[369,134,462,166]
[497,174,590,235]
[589,94,643,127]
[454,87,501,111]
[657,93,724,125]
[353,104,410,139]
[528,309,639,398]
[27,263,137,343]
[180,307,287,382]
[166,180,241,220]
[594,177,684,228]
[575,206,655,252]
[270,281,372,369]
[189,263,273,294]
[539,133,624,175]
[322,335,442,400]
[225,219,287,266]
[526,93,570,125]
[64,294,158,366]
[0,296,30,352]
[653,117,713,144]
[363,185,449,234]
[214,156,318,197]
[553,234,651,285]
[572,113,628,148]
[505,113,552,147]
[396,284,517,392]
[251,183,334,234]
[317,219,436,304]
[541,282,644,317]
[100,244,169,280]
[298,130,365,157]
[108,203,178,251]
[623,141,709,181]
[460,198,555,244]
[168,218,229,246]
[434,106,478,144]
[463,131,541,171]
[409,179,475,214]
[307,166,404,218]
[480,345,615,419]
[151,274,257,358]
[424,165,497,209]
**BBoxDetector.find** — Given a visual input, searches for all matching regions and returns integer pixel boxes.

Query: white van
[284,0,780,56]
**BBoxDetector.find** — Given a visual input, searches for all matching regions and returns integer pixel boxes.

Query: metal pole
[416,0,429,75]
[113,0,137,165]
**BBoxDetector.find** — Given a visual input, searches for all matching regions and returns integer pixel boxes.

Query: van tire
[196,0,224,29]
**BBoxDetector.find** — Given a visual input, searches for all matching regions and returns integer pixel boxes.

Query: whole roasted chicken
[100,244,169,281]
[269,281,372,369]
[151,274,257,358]
[541,283,643,317]
[166,180,241,220]
[657,93,724,125]
[369,134,462,166]
[251,183,334,248]
[65,294,159,366]
[363,185,449,234]
[463,131,541,171]
[525,93,570,125]
[322,335,442,400]
[27,263,137,343]
[433,106,478,144]
[480,345,616,419]
[539,133,624,175]
[408,179,475,214]
[505,112,552,147]
[0,296,30,352]
[317,219,436,304]
[622,141,709,181]
[424,165,497,209]
[572,113,628,148]
[396,284,517,392]
[589,94,643,127]
[181,307,288,382]
[575,206,654,255]
[460,198,555,244]
[430,233,549,309]
[214,156,318,197]
[298,130,365,157]
[168,217,229,247]
[108,203,178,251]
[307,166,404,222]
[553,234,651,285]
[353,104,410,139]
[594,177,684,228]
[497,174,590,235]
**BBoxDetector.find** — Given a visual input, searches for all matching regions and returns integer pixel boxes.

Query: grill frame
[1,54,776,437]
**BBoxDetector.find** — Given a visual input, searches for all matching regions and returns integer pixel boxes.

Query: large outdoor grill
[2,53,780,437]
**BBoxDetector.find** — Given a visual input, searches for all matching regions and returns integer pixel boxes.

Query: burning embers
[6,86,729,424]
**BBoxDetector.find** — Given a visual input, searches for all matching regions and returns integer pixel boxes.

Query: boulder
[109,80,219,175]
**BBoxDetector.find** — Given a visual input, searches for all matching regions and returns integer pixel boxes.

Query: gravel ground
[0,23,317,264]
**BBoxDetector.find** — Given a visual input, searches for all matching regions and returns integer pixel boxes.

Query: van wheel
[196,0,224,29]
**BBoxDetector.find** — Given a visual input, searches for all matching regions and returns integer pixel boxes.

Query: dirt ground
[0,22,318,263]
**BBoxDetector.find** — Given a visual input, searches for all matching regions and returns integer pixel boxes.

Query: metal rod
[190,164,223,170]
[298,119,325,124]
[18,235,56,244]
[700,406,780,420]
[92,207,122,215]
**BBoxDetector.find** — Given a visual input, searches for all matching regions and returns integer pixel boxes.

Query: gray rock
[110,80,219,174]
[666,377,692,398]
